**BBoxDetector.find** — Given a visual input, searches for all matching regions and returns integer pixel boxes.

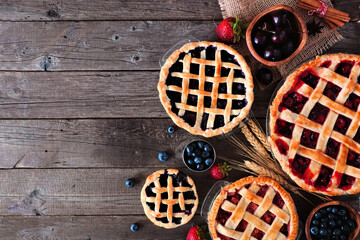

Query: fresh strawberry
[186,224,209,240]
[216,15,248,43]
[210,162,231,180]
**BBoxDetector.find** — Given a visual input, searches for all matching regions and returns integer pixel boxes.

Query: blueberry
[167,126,175,134]
[322,217,329,223]
[341,224,350,233]
[130,223,139,232]
[328,213,335,219]
[204,144,212,152]
[312,219,320,225]
[338,209,347,216]
[187,159,194,165]
[186,145,194,154]
[320,228,328,236]
[190,142,197,149]
[205,158,213,166]
[333,229,341,236]
[194,149,202,157]
[194,157,203,164]
[197,141,205,149]
[126,178,135,188]
[196,163,205,171]
[331,207,339,214]
[320,222,328,228]
[202,151,210,158]
[336,219,342,226]
[310,226,319,235]
[314,212,322,219]
[326,206,332,212]
[320,209,327,214]
[347,220,356,229]
[329,220,336,228]
[186,150,192,157]
[342,215,349,221]
[340,235,347,240]
[158,152,169,162]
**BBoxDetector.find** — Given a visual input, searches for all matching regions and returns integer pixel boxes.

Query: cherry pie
[140,169,198,229]
[269,54,360,196]
[208,176,298,240]
[158,41,254,137]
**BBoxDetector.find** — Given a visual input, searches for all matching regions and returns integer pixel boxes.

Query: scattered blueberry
[202,151,210,158]
[320,209,326,214]
[197,141,204,149]
[130,223,139,232]
[186,145,194,154]
[167,126,175,134]
[196,163,205,171]
[204,144,212,152]
[326,206,332,212]
[320,222,327,228]
[205,158,213,166]
[348,220,356,229]
[333,229,341,236]
[329,220,336,228]
[328,213,335,219]
[187,159,194,165]
[126,178,135,188]
[319,228,327,236]
[338,209,347,216]
[314,212,322,219]
[341,224,350,233]
[312,219,320,225]
[322,217,329,223]
[158,152,169,162]
[310,226,319,235]
[194,157,203,164]
[331,206,339,214]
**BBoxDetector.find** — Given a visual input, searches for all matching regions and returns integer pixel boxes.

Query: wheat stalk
[247,119,271,152]
[241,125,270,159]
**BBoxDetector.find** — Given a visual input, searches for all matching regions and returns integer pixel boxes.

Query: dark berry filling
[325,138,340,159]
[205,65,215,76]
[205,46,217,60]
[218,83,227,93]
[272,192,285,208]
[353,128,360,143]
[251,229,265,240]
[334,115,351,134]
[335,60,355,78]
[309,103,330,124]
[226,190,242,205]
[344,93,360,111]
[232,83,246,94]
[188,79,199,89]
[216,208,232,225]
[280,224,289,237]
[217,99,227,109]
[214,115,225,129]
[234,69,245,78]
[275,119,294,138]
[314,165,333,190]
[290,154,311,178]
[279,92,308,113]
[236,220,248,232]
[246,202,258,214]
[261,211,276,225]
[232,99,248,110]
[186,94,198,106]
[338,174,355,190]
[297,69,320,88]
[276,139,289,155]
[320,60,332,68]
[347,150,360,168]
[221,50,239,65]
[323,82,341,101]
[256,185,269,197]
[182,111,196,126]
[300,128,319,149]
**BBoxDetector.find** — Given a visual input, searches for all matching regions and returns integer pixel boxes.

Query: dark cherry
[325,138,340,159]
[276,139,289,155]
[347,150,360,168]
[300,128,319,149]
[272,47,282,61]
[263,45,275,60]
[290,154,310,178]
[323,82,341,101]
[344,93,360,111]
[272,192,285,208]
[335,60,355,78]
[256,68,273,85]
[281,40,295,58]
[256,185,269,197]
[271,27,288,44]
[320,61,332,68]
[334,115,351,135]
[259,19,275,31]
[309,103,330,124]
[339,174,355,189]
[275,119,294,138]
[280,92,308,114]
[271,10,288,26]
[298,69,320,88]
[253,31,268,47]
[315,165,333,190]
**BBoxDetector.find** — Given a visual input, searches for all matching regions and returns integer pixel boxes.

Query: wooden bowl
[305,201,360,240]
[245,5,307,66]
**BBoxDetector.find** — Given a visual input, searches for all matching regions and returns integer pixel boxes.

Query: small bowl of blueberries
[306,201,360,240]
[246,4,307,67]
[183,140,216,172]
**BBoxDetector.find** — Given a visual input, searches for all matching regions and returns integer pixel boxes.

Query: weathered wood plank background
[0,0,358,239]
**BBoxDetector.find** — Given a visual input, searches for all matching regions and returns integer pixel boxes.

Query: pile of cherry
[252,10,300,62]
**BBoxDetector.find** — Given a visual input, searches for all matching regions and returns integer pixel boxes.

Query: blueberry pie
[140,169,198,229]
[269,54,360,196]
[208,176,298,240]
[158,41,254,137]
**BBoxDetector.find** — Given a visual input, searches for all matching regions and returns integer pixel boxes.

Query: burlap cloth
[218,0,344,90]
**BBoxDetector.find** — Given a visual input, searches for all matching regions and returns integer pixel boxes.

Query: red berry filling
[290,154,311,178]
[272,192,285,208]
[251,229,265,240]
[353,128,360,143]
[246,202,258,214]
[335,60,355,78]
[280,224,289,237]
[216,208,232,225]
[276,139,289,155]
[236,219,248,232]
[279,92,308,113]
[260,211,276,225]
[339,174,355,190]
[226,190,242,204]
[275,119,294,138]
[300,128,319,149]
[308,103,330,124]
[323,82,341,101]
[314,165,333,190]
[325,138,340,159]
[320,60,332,68]
[345,93,360,111]
[256,185,269,197]
[334,115,351,134]
[297,69,320,88]
[347,150,360,168]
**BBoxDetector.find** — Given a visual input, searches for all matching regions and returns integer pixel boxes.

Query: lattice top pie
[269,54,360,196]
[158,41,254,137]
[208,176,298,240]
[140,169,198,229]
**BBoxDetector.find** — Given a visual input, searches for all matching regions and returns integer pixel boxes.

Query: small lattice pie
[140,169,198,229]
[158,41,254,137]
[208,176,298,240]
[269,54,360,196]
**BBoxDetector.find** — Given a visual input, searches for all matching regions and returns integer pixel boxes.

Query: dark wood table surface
[0,0,358,239]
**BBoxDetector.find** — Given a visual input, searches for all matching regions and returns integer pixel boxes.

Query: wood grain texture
[0,71,272,119]
[0,118,266,169]
[0,21,217,71]
[0,0,222,21]
[0,215,204,240]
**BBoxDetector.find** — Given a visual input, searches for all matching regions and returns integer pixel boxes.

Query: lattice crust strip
[166,47,246,129]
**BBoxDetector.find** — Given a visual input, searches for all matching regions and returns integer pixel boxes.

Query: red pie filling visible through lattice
[274,59,360,192]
